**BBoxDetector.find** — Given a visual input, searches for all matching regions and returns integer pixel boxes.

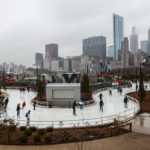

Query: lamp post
[2,67,6,90]
[135,66,138,92]
[138,62,146,112]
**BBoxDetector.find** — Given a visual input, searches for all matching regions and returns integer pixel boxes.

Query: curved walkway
[2,84,140,128]
[0,132,149,150]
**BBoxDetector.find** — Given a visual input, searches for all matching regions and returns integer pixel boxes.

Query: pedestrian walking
[26,110,31,126]
[16,103,21,118]
[98,93,103,100]
[22,101,26,109]
[72,100,77,115]
[99,99,104,112]
[124,96,128,108]
[33,100,36,110]
[4,97,9,109]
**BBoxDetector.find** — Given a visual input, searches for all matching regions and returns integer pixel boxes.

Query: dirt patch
[128,91,150,112]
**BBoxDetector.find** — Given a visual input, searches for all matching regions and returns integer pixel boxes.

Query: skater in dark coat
[4,97,9,109]
[72,100,77,115]
[99,99,104,112]
[26,110,31,126]
[109,89,112,96]
[124,96,128,108]
[16,103,21,117]
[33,100,36,110]
[98,93,103,100]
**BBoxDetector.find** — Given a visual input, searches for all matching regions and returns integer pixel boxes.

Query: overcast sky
[0,0,150,67]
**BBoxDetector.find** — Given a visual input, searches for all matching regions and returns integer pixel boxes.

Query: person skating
[99,99,104,112]
[33,100,36,110]
[124,96,128,108]
[22,101,26,109]
[109,89,112,96]
[16,103,21,118]
[98,93,103,100]
[72,100,77,115]
[4,97,9,109]
[26,110,31,126]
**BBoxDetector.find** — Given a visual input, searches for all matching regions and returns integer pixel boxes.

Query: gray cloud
[0,0,149,67]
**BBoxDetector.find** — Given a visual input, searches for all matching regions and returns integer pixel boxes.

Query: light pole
[135,66,138,92]
[138,62,146,112]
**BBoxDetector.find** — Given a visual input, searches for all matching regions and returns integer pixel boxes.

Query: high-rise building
[148,28,150,41]
[141,40,150,55]
[35,53,43,69]
[113,14,124,61]
[45,44,58,60]
[107,45,115,59]
[130,27,138,51]
[44,44,58,70]
[83,36,106,61]
[122,37,129,68]
[64,57,72,72]
[72,56,81,72]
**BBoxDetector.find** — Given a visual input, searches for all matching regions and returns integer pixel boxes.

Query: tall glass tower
[113,14,124,61]
[130,27,138,51]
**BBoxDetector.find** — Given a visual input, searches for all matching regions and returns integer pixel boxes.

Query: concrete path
[0,132,150,150]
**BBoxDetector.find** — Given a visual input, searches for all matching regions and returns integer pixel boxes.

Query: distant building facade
[51,58,64,72]
[113,14,124,61]
[44,44,58,71]
[72,56,81,72]
[107,45,115,59]
[141,40,150,55]
[64,57,72,72]
[133,49,147,66]
[130,27,138,51]
[35,53,43,69]
[83,36,106,61]
[122,37,129,68]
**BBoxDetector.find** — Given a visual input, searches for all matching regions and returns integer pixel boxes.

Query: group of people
[20,87,30,93]
[72,99,85,115]
[16,99,37,126]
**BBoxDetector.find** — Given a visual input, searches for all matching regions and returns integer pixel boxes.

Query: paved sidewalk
[0,115,150,150]
[0,132,150,150]
[132,114,150,135]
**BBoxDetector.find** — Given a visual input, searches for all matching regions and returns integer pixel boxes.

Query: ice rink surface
[3,83,146,128]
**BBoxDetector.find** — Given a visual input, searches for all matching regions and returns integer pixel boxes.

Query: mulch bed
[128,91,150,112]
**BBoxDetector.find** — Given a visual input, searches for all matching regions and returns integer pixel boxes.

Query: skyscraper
[130,27,138,51]
[45,44,58,60]
[35,53,43,69]
[113,14,124,61]
[43,44,58,70]
[141,40,150,55]
[83,36,106,61]
[122,37,129,68]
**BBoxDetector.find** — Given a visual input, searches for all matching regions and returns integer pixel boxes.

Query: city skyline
[0,0,150,66]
